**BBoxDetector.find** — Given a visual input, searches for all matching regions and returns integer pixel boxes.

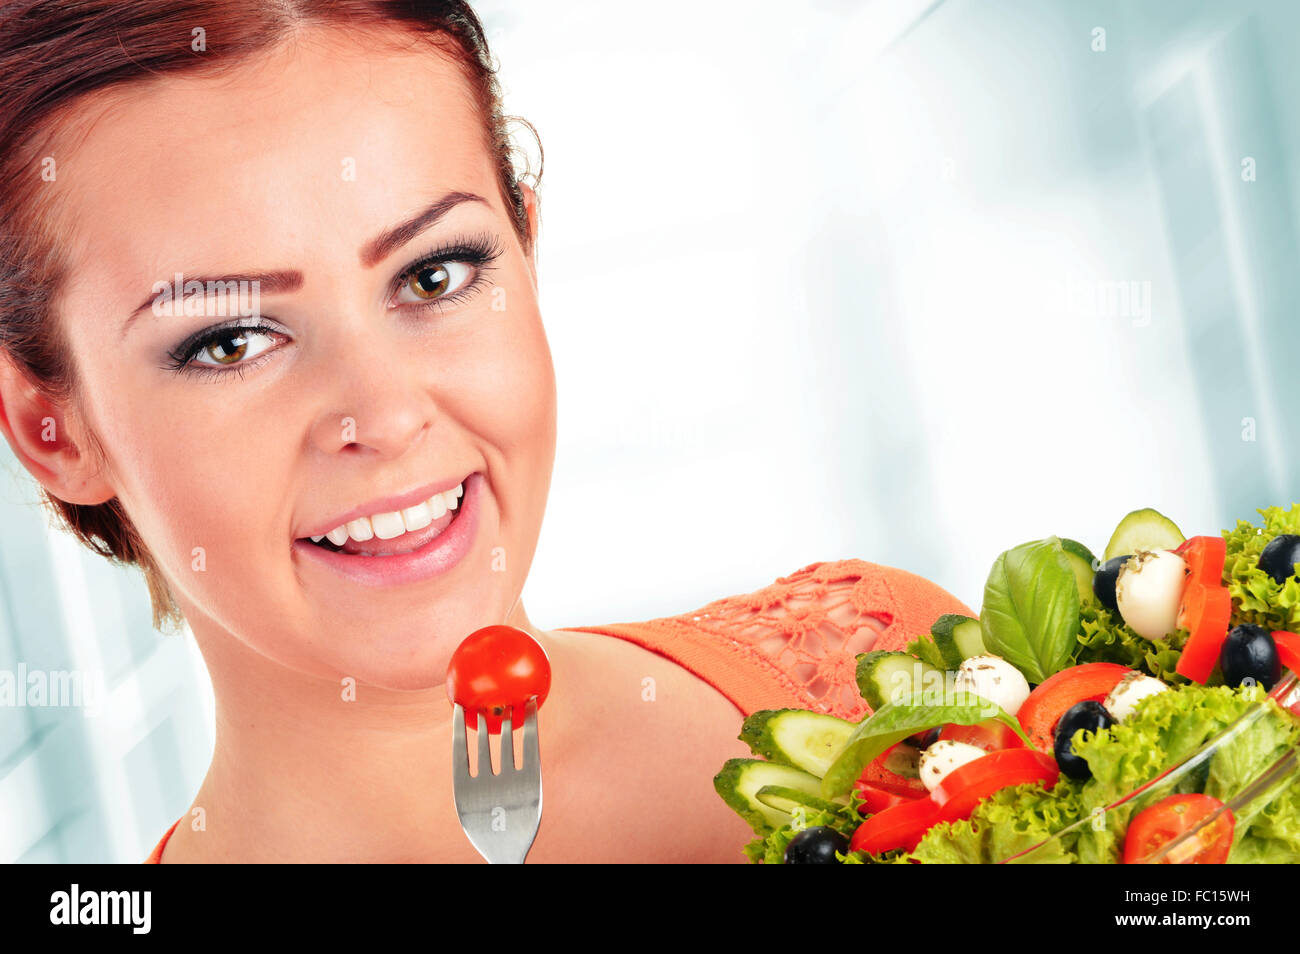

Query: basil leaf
[819,690,1031,799]
[979,536,1081,684]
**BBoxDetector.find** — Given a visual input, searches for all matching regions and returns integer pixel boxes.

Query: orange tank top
[144,558,974,862]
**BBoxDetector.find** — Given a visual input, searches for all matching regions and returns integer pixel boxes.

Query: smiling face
[39,25,556,688]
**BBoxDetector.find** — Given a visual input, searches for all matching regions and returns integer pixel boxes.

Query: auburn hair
[0,0,541,631]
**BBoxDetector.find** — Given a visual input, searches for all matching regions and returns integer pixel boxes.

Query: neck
[176,599,562,862]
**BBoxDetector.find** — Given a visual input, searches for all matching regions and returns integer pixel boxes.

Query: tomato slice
[928,749,1060,823]
[445,625,552,734]
[938,719,1026,752]
[1174,583,1233,683]
[856,754,928,799]
[1016,663,1131,751]
[1174,536,1227,588]
[1123,794,1234,864]
[854,780,922,816]
[849,792,940,854]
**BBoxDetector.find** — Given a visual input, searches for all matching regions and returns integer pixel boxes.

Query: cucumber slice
[856,651,942,711]
[713,759,824,834]
[1059,537,1099,605]
[740,709,856,778]
[1103,508,1185,562]
[951,619,987,660]
[931,614,985,668]
[754,784,846,815]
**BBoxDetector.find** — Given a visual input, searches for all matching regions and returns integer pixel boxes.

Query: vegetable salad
[714,504,1300,864]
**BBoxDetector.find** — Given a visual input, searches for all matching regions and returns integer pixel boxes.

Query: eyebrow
[124,190,489,331]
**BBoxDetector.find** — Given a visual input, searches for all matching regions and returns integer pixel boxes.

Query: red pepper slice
[1174,583,1233,683]
[1272,632,1300,717]
[849,792,940,854]
[854,779,922,816]
[929,748,1060,823]
[1016,662,1131,751]
[1273,631,1300,674]
[938,719,1026,752]
[1174,536,1227,588]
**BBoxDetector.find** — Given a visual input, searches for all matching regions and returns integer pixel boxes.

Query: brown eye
[204,331,250,365]
[408,264,450,299]
[183,327,280,371]
[392,260,474,307]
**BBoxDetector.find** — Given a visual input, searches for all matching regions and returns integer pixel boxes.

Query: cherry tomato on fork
[446,625,551,734]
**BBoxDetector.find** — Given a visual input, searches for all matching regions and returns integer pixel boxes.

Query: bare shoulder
[533,628,757,863]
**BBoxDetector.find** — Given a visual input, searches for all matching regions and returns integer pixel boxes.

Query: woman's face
[42,26,556,688]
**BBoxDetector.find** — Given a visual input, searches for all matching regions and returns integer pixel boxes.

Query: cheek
[88,378,288,569]
[463,305,556,455]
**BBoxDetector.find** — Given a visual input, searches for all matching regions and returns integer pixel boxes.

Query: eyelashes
[162,231,505,380]
[391,231,504,311]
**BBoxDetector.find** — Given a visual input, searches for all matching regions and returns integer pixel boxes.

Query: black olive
[1053,700,1115,780]
[1092,555,1131,616]
[783,825,849,864]
[1220,624,1281,689]
[1258,534,1300,586]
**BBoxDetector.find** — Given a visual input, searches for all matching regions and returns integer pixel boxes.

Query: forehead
[48,25,496,306]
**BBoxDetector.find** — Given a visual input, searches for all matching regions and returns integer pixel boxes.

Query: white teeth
[314,481,465,547]
[346,517,375,542]
[370,510,406,540]
[310,534,324,543]
[400,501,433,533]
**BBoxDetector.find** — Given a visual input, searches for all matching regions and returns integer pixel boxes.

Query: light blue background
[2,0,1295,862]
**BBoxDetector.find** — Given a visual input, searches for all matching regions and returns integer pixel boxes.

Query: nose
[308,330,438,459]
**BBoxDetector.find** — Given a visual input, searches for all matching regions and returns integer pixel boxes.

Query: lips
[296,472,474,543]
[291,472,483,587]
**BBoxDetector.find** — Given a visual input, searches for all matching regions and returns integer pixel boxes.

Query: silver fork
[451,697,543,863]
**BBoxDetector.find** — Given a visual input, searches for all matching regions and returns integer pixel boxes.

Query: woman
[0,0,972,862]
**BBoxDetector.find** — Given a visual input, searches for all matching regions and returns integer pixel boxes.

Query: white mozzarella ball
[918,739,988,793]
[1115,549,1188,642]
[954,654,1032,715]
[1104,671,1169,721]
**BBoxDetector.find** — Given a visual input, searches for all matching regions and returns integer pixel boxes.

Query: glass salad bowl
[1002,671,1300,864]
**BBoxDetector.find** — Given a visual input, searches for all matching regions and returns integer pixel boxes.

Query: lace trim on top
[566,558,975,721]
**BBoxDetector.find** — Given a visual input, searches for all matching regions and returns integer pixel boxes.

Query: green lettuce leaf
[1223,504,1300,633]
[905,633,949,672]
[902,782,1083,864]
[742,807,859,864]
[898,683,1300,863]
[981,537,1081,683]
[1071,602,1197,684]
[820,690,1031,799]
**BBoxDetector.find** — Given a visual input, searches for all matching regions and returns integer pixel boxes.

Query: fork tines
[451,696,543,864]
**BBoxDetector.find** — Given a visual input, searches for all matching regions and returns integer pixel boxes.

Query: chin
[319,598,510,691]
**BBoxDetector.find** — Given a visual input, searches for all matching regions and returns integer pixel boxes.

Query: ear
[518,180,540,286]
[0,353,115,507]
